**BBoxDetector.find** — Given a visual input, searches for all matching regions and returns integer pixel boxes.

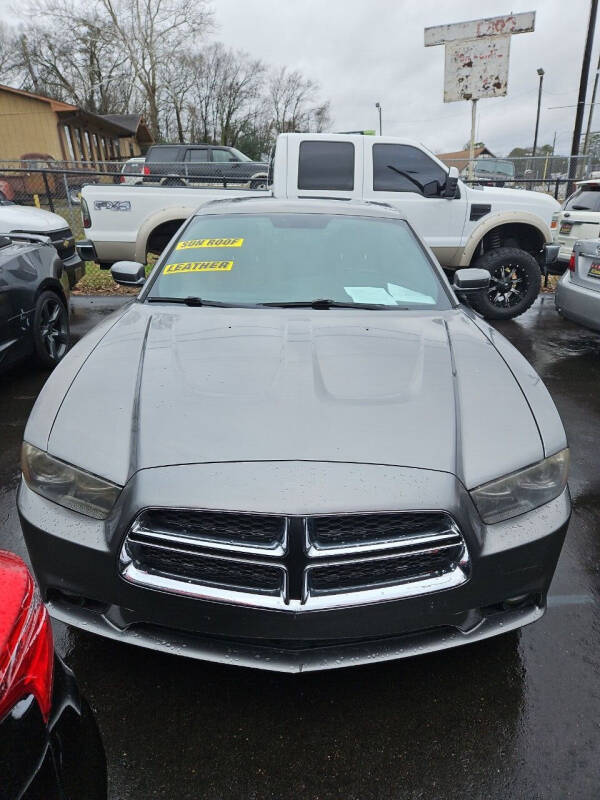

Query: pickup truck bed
[81,185,269,265]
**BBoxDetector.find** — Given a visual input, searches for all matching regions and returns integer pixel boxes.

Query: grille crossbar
[120,509,469,610]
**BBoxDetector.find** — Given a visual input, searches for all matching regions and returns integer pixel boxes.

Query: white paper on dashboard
[387,283,435,305]
[344,286,396,304]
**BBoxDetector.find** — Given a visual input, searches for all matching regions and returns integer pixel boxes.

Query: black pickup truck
[144,144,269,189]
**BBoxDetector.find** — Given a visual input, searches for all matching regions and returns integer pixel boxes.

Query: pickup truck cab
[80,133,560,319]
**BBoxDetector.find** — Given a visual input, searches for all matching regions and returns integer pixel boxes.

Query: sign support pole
[468,99,478,181]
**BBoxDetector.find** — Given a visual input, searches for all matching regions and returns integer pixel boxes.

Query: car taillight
[0,551,53,723]
[120,175,126,183]
[143,165,150,175]
[569,253,575,272]
[81,197,91,229]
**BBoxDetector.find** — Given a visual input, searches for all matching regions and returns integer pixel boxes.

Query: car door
[0,248,12,354]
[211,148,245,182]
[0,241,36,364]
[184,148,211,182]
[363,142,468,265]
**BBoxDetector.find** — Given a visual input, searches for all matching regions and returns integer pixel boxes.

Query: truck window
[373,144,446,194]
[185,149,210,162]
[147,146,181,162]
[298,141,354,191]
[212,149,239,163]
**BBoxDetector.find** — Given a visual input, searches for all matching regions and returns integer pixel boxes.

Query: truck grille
[119,509,469,611]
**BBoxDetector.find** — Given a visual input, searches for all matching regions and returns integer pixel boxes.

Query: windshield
[145,213,451,309]
[564,187,600,211]
[474,159,515,178]
[229,148,252,162]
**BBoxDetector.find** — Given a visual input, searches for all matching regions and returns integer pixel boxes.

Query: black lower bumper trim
[47,597,544,673]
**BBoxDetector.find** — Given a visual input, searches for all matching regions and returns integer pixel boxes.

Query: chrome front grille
[119,510,469,611]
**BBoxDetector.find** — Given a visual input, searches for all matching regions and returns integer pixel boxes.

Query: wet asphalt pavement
[1,294,599,799]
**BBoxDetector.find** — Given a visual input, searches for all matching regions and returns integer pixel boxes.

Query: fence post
[555,178,560,200]
[63,172,72,208]
[42,171,54,212]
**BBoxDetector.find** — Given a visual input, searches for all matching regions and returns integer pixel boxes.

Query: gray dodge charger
[18,197,571,672]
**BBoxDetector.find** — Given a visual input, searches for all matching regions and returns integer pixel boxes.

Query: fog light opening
[502,593,537,610]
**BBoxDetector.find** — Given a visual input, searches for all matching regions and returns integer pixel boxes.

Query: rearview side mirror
[453,268,490,295]
[444,166,459,199]
[111,261,146,287]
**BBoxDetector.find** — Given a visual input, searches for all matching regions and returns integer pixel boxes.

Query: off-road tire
[32,290,70,368]
[469,246,541,320]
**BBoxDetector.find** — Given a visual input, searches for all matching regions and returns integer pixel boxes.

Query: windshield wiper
[260,298,399,310]
[147,296,248,307]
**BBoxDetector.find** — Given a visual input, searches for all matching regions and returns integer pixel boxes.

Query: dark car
[0,233,70,373]
[0,549,107,800]
[18,198,570,673]
[144,144,269,189]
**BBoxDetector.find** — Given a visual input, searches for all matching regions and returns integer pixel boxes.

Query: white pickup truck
[79,133,560,319]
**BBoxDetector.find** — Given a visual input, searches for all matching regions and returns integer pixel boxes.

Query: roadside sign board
[425,11,535,103]
[424,11,535,47]
[443,35,510,102]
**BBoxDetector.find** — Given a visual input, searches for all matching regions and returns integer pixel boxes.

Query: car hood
[43,303,544,489]
[0,204,69,233]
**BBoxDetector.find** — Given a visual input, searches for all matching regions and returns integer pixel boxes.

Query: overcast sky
[214,0,599,155]
[1,0,598,155]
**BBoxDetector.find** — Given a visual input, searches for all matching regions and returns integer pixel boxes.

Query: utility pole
[583,52,600,162]
[568,0,598,189]
[532,68,544,158]
[467,97,478,181]
[375,102,382,136]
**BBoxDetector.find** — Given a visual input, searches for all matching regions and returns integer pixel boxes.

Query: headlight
[470,449,569,525]
[21,443,121,520]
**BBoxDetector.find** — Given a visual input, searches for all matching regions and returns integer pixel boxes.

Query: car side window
[185,149,210,162]
[298,141,355,191]
[373,144,447,195]
[212,149,239,163]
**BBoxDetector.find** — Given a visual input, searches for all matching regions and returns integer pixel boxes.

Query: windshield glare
[146,213,450,309]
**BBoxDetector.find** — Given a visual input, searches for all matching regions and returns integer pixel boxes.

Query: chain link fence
[0,158,270,239]
[442,154,600,201]
[2,154,599,242]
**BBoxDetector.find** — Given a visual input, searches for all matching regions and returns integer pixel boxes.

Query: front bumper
[18,461,571,672]
[555,271,600,332]
[62,252,86,289]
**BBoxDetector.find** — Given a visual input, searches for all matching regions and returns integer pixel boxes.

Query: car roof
[194,196,408,220]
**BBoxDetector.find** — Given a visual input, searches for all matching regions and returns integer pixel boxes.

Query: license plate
[588,262,600,278]
[560,222,572,234]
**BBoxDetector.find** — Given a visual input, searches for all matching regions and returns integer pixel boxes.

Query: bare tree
[15,10,135,114]
[0,23,25,84]
[2,4,332,150]
[98,0,213,138]
[269,67,330,134]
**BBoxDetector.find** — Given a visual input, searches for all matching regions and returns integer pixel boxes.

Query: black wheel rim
[39,298,68,361]
[487,262,529,308]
